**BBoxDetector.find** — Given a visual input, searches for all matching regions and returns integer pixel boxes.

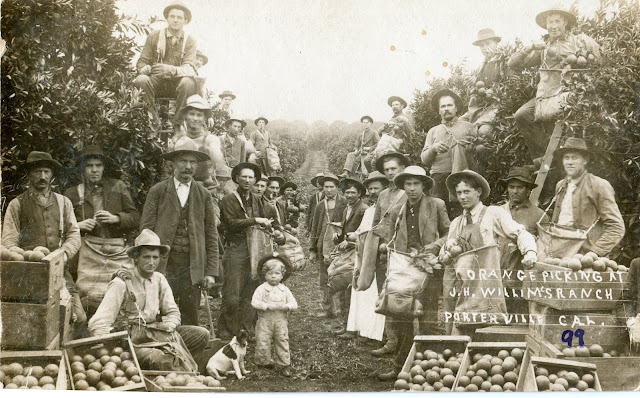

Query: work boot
[316,311,335,319]
[337,331,356,340]
[331,326,347,336]
[377,370,398,382]
[281,366,292,377]
[371,345,395,357]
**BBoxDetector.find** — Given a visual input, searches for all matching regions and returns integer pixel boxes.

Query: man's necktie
[465,211,473,225]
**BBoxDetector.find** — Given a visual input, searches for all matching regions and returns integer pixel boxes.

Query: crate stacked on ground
[0,248,66,350]
[520,356,602,391]
[454,342,529,392]
[393,335,471,391]
[0,350,68,389]
[143,370,226,392]
[64,331,146,391]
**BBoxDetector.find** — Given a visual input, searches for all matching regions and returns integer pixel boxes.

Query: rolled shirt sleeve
[88,278,127,336]
[158,274,181,331]
[1,198,21,248]
[491,207,537,256]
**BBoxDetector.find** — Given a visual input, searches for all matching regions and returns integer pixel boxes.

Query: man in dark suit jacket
[306,173,324,234]
[309,173,348,318]
[140,137,219,326]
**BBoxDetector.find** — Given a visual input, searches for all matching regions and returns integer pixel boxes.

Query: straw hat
[360,115,373,123]
[387,96,407,108]
[163,0,192,23]
[363,171,389,187]
[254,117,269,125]
[161,136,210,162]
[179,95,212,119]
[472,28,502,46]
[218,90,236,100]
[446,169,491,200]
[225,118,247,128]
[536,6,577,29]
[127,229,170,258]
[393,165,435,191]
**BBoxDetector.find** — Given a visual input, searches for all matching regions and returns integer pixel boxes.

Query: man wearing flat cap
[508,6,600,161]
[140,138,219,326]
[2,151,84,322]
[133,0,199,131]
[339,116,380,179]
[64,145,140,320]
[218,162,284,340]
[421,88,478,218]
[220,118,247,169]
[551,138,624,256]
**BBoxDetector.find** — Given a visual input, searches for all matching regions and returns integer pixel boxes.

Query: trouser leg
[166,251,200,326]
[135,347,175,371]
[442,265,458,335]
[133,74,158,109]
[176,325,210,353]
[318,258,333,313]
[343,151,358,173]
[174,77,197,125]
[392,317,414,370]
[430,172,454,218]
[254,316,274,365]
[177,284,201,326]
[239,276,260,334]
[420,268,443,335]
[515,98,549,160]
[219,244,250,335]
[273,316,291,366]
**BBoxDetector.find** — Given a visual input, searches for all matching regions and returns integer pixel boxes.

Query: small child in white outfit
[251,254,297,377]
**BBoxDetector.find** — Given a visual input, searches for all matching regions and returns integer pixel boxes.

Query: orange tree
[1,0,161,209]
[410,0,640,262]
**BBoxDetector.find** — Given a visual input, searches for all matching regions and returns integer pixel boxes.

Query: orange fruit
[566,54,578,65]
[86,370,101,386]
[576,380,588,391]
[29,366,44,379]
[476,369,489,379]
[394,379,409,390]
[565,371,579,386]
[471,375,484,386]
[589,344,603,357]
[88,361,102,372]
[535,367,549,377]
[442,374,455,388]
[410,365,422,377]
[582,373,595,387]
[575,346,590,357]
[39,375,55,386]
[458,375,470,387]
[7,363,23,377]
[490,357,503,366]
[466,384,479,392]
[505,371,519,384]
[481,381,492,391]
[504,382,516,391]
[412,375,426,385]
[497,350,510,360]
[397,371,411,382]
[490,365,503,376]
[490,385,503,392]
[433,381,444,391]
[100,369,115,384]
[511,348,524,361]
[556,377,569,389]
[491,374,505,386]
[75,379,89,390]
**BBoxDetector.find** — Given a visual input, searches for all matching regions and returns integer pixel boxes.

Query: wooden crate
[454,342,530,391]
[567,356,640,391]
[474,326,529,342]
[0,350,68,389]
[401,335,472,375]
[525,335,564,359]
[1,290,61,350]
[519,356,602,391]
[522,262,627,311]
[64,331,146,391]
[142,370,226,392]
[0,249,65,303]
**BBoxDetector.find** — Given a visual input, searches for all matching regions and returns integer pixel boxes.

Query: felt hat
[473,28,502,46]
[280,181,298,194]
[218,90,236,100]
[310,172,324,187]
[431,88,463,113]
[536,6,577,29]
[225,118,247,128]
[258,253,293,282]
[387,96,407,108]
[163,0,192,23]
[267,176,285,187]
[231,162,262,184]
[363,171,389,187]
[321,172,340,185]
[554,137,591,160]
[257,175,269,183]
[179,94,212,120]
[217,167,232,179]
[162,136,210,162]
[80,145,115,170]
[196,50,208,66]
[254,117,269,126]
[501,166,538,188]
[127,229,170,258]
[393,165,435,191]
[360,115,373,123]
[341,177,366,196]
[375,151,410,174]
[23,151,62,172]
[446,169,491,200]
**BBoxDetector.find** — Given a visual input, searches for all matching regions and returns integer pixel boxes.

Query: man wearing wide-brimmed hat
[2,151,84,321]
[551,137,624,256]
[421,88,477,218]
[377,165,450,381]
[218,162,284,340]
[508,6,600,161]
[215,90,236,117]
[64,145,141,320]
[250,117,279,175]
[279,181,304,230]
[305,172,325,234]
[309,172,348,319]
[133,1,199,131]
[193,50,209,99]
[339,115,380,179]
[140,138,219,326]
[441,169,537,336]
[220,118,247,169]
[372,97,414,170]
[89,229,210,371]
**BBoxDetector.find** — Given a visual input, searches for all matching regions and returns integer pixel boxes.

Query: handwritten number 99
[561,329,585,347]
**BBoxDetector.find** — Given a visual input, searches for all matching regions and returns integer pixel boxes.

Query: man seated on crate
[2,151,85,323]
[88,229,209,372]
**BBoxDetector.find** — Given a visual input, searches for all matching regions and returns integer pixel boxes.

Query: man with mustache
[421,88,477,218]
[2,151,83,322]
[339,116,380,178]
[140,138,219,326]
[508,6,600,162]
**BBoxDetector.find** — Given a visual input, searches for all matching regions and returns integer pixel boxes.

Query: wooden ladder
[530,121,564,206]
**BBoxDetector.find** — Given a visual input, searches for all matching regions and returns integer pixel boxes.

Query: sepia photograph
[0,0,639,393]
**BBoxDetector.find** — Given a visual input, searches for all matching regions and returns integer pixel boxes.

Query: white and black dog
[206,330,250,380]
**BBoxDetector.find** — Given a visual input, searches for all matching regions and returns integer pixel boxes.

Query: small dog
[206,330,250,380]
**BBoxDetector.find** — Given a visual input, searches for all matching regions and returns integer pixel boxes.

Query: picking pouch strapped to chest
[328,247,356,294]
[375,249,428,320]
[247,226,275,280]
[279,231,306,272]
[265,146,282,173]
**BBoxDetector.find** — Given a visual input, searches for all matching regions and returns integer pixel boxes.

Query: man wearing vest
[339,116,380,178]
[305,173,324,234]
[221,118,247,169]
[218,163,284,340]
[64,145,140,320]
[140,139,219,326]
[2,151,84,322]
[133,1,198,131]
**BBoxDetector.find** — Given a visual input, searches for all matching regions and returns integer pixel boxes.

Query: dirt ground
[201,151,395,392]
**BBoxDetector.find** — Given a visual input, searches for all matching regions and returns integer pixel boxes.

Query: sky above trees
[117,0,601,122]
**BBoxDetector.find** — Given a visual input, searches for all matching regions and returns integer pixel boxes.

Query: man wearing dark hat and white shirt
[309,172,347,319]
[551,137,624,256]
[508,6,600,162]
[218,162,284,340]
[378,165,450,381]
[280,181,305,230]
[220,118,247,168]
[133,0,199,131]
[215,90,236,117]
[339,116,380,178]
[193,50,209,102]
[2,151,84,322]
[64,145,140,320]
[421,88,477,218]
[89,229,210,371]
[250,117,276,175]
[140,138,219,326]
[442,170,537,336]
[371,97,414,170]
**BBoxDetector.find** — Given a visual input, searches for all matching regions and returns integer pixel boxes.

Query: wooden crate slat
[0,249,65,303]
[521,355,603,391]
[0,349,67,389]
[1,290,61,349]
